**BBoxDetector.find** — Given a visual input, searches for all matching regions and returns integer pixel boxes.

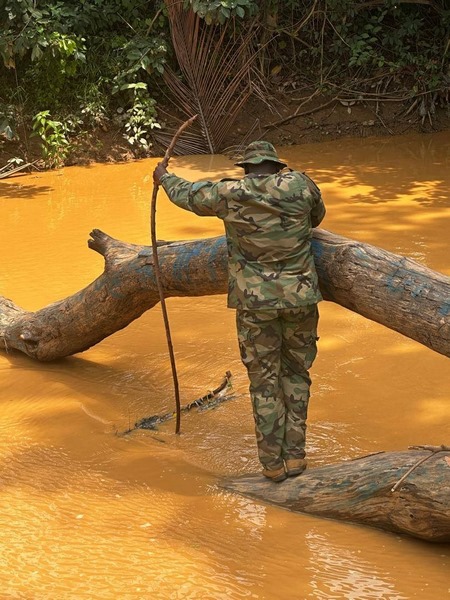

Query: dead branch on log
[391,452,437,493]
[390,445,450,492]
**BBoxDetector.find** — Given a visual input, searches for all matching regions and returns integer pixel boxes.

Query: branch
[262,97,338,131]
[151,115,198,434]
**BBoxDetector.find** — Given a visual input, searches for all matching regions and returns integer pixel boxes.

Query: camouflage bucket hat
[235,140,287,168]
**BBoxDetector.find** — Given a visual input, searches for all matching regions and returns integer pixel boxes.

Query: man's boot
[285,458,307,477]
[262,465,287,483]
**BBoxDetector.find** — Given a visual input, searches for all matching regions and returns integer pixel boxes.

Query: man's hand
[153,163,168,185]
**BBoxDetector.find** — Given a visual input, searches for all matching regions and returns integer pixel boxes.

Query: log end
[88,229,111,256]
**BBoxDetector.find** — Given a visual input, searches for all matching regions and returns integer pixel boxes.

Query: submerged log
[0,228,449,361]
[221,448,450,543]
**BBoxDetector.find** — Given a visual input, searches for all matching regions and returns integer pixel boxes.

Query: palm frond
[155,1,261,155]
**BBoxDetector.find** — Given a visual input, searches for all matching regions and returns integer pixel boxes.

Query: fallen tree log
[221,447,450,543]
[0,228,449,361]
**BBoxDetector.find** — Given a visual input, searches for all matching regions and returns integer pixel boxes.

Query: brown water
[0,132,449,599]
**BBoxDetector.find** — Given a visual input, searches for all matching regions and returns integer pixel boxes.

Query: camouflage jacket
[160,170,326,310]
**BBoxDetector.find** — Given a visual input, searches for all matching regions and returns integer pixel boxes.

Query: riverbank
[1,89,449,169]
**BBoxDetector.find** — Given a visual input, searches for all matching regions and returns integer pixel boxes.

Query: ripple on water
[304,529,409,600]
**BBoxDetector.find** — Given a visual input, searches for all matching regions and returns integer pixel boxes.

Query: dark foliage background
[0,0,448,164]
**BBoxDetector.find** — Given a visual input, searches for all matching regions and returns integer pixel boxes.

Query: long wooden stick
[150,115,197,434]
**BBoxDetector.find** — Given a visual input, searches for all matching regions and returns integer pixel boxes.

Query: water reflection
[285,133,449,207]
[306,530,408,599]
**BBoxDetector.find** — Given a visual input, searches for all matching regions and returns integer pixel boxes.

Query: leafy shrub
[31,110,71,168]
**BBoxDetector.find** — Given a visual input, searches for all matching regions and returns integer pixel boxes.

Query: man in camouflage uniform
[154,141,325,483]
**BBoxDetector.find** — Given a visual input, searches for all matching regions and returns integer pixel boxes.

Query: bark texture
[221,449,450,543]
[0,229,449,361]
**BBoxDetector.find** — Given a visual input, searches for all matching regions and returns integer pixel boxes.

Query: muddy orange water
[1,132,449,599]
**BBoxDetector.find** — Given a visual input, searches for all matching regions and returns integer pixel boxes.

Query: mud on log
[221,448,450,543]
[0,228,449,361]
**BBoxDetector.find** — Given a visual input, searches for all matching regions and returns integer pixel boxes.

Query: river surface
[0,132,449,599]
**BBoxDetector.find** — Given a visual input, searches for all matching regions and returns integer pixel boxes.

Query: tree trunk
[1,228,449,361]
[221,448,450,543]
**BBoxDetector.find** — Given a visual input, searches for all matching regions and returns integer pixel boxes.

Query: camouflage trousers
[236,305,319,471]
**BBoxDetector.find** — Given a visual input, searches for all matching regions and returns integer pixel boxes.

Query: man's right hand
[153,163,168,185]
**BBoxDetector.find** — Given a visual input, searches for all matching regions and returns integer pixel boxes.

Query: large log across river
[0,228,449,360]
[221,447,450,543]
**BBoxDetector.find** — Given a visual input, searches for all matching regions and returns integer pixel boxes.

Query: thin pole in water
[150,115,197,434]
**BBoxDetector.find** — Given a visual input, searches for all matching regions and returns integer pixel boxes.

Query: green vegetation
[31,110,71,168]
[0,0,448,164]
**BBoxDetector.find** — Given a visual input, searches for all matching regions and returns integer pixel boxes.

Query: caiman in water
[130,371,234,431]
